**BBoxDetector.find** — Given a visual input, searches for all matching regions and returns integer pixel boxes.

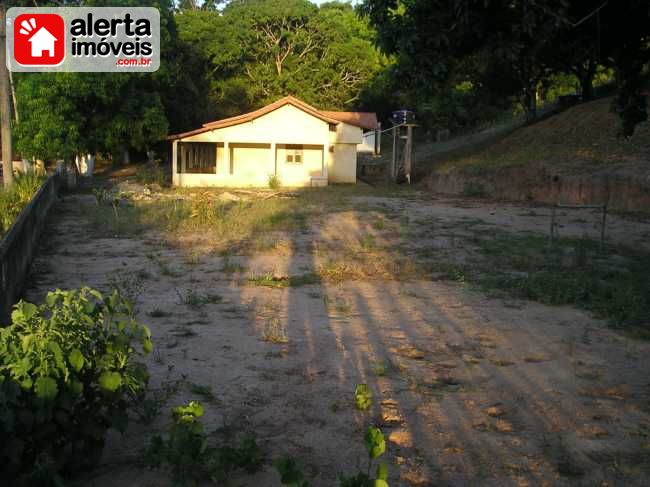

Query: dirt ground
[24,188,650,486]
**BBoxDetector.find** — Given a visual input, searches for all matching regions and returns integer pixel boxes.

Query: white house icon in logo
[19,18,57,57]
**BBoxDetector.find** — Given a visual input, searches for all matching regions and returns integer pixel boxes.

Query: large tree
[362,0,650,135]
[176,0,386,119]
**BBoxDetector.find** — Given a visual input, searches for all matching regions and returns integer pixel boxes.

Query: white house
[29,27,57,57]
[168,96,379,188]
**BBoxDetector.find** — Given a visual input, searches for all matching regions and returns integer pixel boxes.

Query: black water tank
[391,110,415,124]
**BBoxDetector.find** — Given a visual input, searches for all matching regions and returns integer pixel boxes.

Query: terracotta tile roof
[319,111,379,130]
[168,96,378,140]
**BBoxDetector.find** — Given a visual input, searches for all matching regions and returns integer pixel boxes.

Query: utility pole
[0,5,13,187]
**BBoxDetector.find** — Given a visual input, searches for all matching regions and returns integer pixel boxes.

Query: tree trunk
[580,64,596,102]
[123,148,130,165]
[0,5,14,187]
[523,83,538,123]
[581,77,594,102]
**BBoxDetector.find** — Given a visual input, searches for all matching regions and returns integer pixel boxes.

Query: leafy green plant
[275,456,310,487]
[354,384,373,411]
[146,401,263,486]
[340,384,390,487]
[0,288,152,485]
[276,385,390,487]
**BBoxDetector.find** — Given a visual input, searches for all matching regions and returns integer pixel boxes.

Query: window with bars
[178,143,217,174]
[285,144,303,164]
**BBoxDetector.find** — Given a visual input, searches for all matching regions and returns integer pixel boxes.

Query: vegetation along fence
[0,175,60,325]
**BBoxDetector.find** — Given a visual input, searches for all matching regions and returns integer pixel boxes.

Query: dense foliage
[0,288,152,485]
[361,0,650,136]
[9,0,649,162]
[0,171,45,236]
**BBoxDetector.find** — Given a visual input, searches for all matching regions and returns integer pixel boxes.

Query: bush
[268,174,281,189]
[0,171,46,236]
[135,162,166,186]
[0,288,152,485]
[146,401,263,485]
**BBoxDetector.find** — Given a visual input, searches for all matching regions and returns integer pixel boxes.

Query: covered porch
[171,140,329,188]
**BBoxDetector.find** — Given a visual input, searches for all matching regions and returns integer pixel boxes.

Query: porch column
[270,142,277,175]
[224,142,231,175]
[172,140,178,185]
[322,135,329,180]
[214,143,218,175]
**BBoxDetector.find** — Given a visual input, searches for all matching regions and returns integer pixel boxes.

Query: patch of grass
[359,233,376,250]
[370,360,390,376]
[371,217,386,230]
[424,228,650,337]
[221,257,246,274]
[135,162,166,187]
[490,358,515,367]
[0,171,46,236]
[189,383,216,401]
[176,288,222,308]
[148,308,172,318]
[247,272,320,288]
[107,269,145,309]
[262,318,289,344]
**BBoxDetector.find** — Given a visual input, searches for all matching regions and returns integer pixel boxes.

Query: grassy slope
[427,97,650,177]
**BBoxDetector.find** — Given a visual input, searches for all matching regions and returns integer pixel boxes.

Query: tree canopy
[9,0,650,162]
[361,0,650,136]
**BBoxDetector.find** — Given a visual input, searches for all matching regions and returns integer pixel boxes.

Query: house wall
[173,104,362,187]
[328,144,357,183]
[230,143,272,186]
[276,144,324,187]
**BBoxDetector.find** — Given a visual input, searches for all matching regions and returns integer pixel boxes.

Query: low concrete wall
[0,175,61,325]
[426,165,650,212]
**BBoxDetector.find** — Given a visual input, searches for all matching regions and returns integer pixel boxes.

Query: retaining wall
[0,175,60,325]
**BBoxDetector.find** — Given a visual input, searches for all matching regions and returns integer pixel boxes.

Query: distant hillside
[425,97,650,212]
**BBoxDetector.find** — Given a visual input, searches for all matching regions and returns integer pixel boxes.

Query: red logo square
[13,14,65,66]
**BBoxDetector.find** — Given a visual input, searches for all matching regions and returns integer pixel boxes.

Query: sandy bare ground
[24,189,650,486]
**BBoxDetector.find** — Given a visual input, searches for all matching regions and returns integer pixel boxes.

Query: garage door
[230,143,271,185]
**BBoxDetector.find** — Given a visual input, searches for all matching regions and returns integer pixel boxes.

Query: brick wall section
[0,175,61,325]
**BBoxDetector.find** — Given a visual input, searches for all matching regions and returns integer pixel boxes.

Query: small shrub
[221,257,246,274]
[248,272,320,288]
[146,401,263,485]
[359,234,375,250]
[92,187,113,205]
[275,384,390,486]
[107,269,145,310]
[372,218,386,230]
[268,174,281,189]
[275,456,310,487]
[190,383,215,400]
[148,308,172,318]
[176,288,222,308]
[135,162,166,187]
[0,288,152,484]
[0,171,46,235]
